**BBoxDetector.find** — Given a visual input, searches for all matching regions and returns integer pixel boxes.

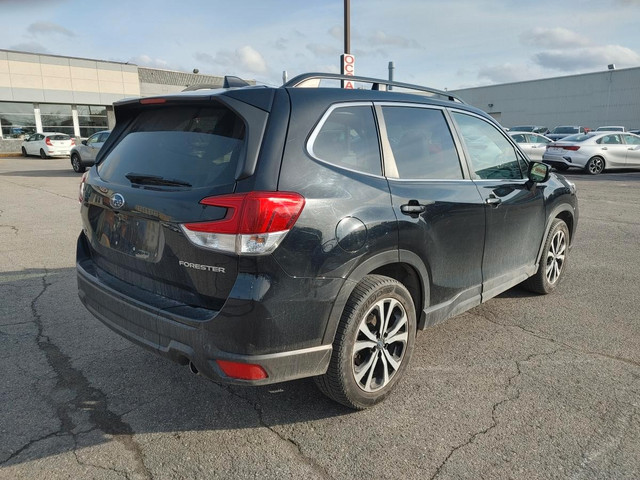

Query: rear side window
[382,106,462,179]
[98,105,245,187]
[310,105,382,176]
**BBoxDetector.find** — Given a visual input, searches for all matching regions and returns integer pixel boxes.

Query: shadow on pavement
[1,267,351,467]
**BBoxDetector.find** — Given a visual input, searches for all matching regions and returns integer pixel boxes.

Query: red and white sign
[341,53,355,89]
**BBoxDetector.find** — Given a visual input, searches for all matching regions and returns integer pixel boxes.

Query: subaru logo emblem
[111,193,125,209]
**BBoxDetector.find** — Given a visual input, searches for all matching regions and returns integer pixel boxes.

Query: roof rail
[283,72,464,103]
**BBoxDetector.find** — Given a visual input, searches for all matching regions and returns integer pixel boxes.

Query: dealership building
[0,48,234,142]
[2,47,640,143]
[451,66,640,131]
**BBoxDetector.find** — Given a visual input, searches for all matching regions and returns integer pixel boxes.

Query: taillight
[71,138,76,146]
[45,137,52,146]
[562,146,580,151]
[181,191,305,255]
[78,171,88,203]
[216,360,268,380]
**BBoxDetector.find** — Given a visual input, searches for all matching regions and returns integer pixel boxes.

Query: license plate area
[92,209,161,260]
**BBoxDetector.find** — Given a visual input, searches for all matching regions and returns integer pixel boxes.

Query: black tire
[71,153,85,173]
[39,148,48,159]
[315,274,416,409]
[522,218,570,294]
[21,147,27,157]
[585,156,604,175]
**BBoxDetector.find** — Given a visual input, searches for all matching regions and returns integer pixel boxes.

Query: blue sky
[2,0,640,90]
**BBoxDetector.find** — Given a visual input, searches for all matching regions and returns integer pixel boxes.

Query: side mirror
[81,140,88,145]
[528,161,550,183]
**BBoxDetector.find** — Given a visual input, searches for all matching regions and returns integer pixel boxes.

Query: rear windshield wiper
[125,173,192,187]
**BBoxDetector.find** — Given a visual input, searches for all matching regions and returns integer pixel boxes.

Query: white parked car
[508,131,552,161]
[542,132,640,174]
[21,132,75,158]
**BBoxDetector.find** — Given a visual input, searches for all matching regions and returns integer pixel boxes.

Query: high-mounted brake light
[140,98,167,105]
[180,191,305,255]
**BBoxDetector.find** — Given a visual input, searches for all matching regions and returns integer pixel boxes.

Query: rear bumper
[542,153,587,169]
[78,262,333,385]
[76,230,341,385]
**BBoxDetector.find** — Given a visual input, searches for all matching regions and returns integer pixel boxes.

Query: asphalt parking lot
[1,156,639,480]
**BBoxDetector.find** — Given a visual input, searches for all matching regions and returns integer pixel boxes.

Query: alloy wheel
[588,157,604,174]
[545,229,566,284]
[352,297,408,392]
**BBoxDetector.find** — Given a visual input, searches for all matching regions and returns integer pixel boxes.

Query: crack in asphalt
[0,178,76,201]
[0,224,19,234]
[473,305,640,369]
[429,348,560,480]
[0,272,153,479]
[219,384,335,480]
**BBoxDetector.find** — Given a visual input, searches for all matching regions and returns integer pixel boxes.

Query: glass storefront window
[77,105,109,138]
[40,103,74,135]
[0,102,36,138]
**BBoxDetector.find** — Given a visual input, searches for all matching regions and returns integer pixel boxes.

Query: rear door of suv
[378,103,486,323]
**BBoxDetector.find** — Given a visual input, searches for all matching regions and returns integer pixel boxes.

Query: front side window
[530,134,550,144]
[310,105,382,176]
[511,134,527,143]
[382,106,462,179]
[452,112,524,180]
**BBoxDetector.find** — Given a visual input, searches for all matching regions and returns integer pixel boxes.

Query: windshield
[552,127,579,134]
[509,126,533,132]
[98,104,246,188]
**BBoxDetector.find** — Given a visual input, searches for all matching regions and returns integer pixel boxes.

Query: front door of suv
[451,111,546,300]
[378,105,486,323]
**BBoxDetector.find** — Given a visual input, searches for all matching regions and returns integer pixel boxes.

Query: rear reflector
[181,191,305,255]
[216,360,268,380]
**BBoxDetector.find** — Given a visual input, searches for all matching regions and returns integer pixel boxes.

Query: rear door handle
[401,200,426,215]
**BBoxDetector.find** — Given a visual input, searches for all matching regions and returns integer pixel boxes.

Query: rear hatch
[80,97,258,314]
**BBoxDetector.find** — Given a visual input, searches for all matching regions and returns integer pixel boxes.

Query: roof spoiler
[182,75,251,92]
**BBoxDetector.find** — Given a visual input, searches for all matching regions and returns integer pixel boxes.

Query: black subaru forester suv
[77,73,578,409]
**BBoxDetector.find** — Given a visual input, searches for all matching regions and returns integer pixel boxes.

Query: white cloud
[307,43,337,56]
[367,30,422,49]
[520,27,590,49]
[129,55,170,69]
[197,46,268,75]
[9,41,49,54]
[534,45,640,71]
[477,63,541,84]
[27,21,75,37]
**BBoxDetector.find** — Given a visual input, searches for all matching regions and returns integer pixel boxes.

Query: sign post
[341,53,355,89]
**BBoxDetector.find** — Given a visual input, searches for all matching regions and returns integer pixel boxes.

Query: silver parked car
[508,131,552,161]
[69,130,111,173]
[542,132,640,174]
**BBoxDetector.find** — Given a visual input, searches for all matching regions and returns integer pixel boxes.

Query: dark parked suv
[77,73,578,409]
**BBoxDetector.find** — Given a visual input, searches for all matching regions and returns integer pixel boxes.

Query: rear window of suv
[98,104,245,188]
